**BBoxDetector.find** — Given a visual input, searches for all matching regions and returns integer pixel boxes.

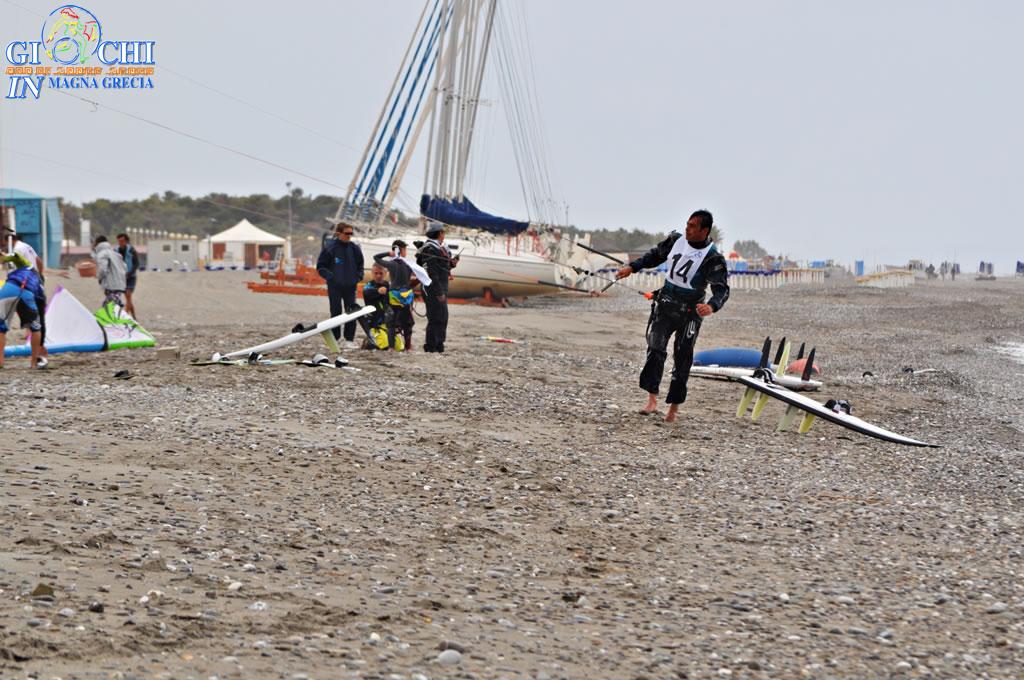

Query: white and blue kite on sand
[732,337,937,448]
[213,306,375,361]
[3,286,155,357]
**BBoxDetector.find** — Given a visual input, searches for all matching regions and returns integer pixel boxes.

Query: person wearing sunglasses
[316,222,365,347]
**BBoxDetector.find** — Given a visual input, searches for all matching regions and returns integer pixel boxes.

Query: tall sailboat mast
[341,0,553,237]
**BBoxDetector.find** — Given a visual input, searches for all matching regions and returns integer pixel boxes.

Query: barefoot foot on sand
[639,393,658,415]
[665,404,680,422]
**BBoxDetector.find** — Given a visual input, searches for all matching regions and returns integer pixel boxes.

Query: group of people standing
[315,221,456,353]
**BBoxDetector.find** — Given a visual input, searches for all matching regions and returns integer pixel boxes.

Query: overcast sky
[1,0,1022,273]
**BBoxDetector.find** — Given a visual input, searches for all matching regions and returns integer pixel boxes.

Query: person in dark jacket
[616,209,730,422]
[116,233,140,318]
[415,223,456,353]
[316,222,365,344]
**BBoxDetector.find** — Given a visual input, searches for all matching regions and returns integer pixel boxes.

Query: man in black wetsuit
[616,209,730,422]
[374,239,418,351]
[416,223,455,353]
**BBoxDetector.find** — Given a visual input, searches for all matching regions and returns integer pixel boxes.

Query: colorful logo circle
[42,5,102,65]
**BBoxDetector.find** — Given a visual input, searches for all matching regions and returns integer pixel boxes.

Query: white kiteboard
[217,306,374,360]
[691,365,823,391]
[735,375,937,447]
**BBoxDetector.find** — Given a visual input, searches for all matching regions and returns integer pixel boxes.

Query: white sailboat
[335,0,590,299]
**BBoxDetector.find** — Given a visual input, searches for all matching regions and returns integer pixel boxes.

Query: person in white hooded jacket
[93,235,127,305]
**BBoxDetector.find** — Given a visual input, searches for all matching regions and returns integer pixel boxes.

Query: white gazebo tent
[208,219,286,267]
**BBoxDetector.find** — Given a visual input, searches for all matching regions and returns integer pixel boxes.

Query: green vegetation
[61,189,338,243]
[58,191,728,257]
[733,239,769,260]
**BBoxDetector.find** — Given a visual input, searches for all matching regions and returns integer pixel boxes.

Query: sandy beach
[1,272,1023,679]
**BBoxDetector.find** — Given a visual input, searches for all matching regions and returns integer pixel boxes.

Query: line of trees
[60,189,340,243]
[733,239,769,260]
[57,190,734,256]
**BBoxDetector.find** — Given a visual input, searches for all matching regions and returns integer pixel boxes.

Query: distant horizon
[37,186,1013,275]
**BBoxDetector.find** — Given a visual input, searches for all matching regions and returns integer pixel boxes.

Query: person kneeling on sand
[615,209,730,422]
[362,264,393,350]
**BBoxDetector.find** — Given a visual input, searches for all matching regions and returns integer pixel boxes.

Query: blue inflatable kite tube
[420,194,529,235]
[693,347,764,368]
[4,341,105,357]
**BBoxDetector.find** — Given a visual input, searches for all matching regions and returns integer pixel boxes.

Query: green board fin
[320,329,340,354]
[777,404,801,431]
[798,412,816,434]
[737,387,757,417]
[751,393,771,421]
[775,340,791,375]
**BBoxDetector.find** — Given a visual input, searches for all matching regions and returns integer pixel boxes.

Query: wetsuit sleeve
[705,255,730,312]
[362,281,383,308]
[628,232,680,272]
[316,246,332,282]
[374,252,404,280]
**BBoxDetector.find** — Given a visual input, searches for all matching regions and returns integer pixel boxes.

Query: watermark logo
[5,4,156,100]
[43,5,101,65]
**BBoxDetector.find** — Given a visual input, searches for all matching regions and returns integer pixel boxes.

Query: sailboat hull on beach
[360,233,562,299]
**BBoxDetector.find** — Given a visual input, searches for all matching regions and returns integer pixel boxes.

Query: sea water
[996,342,1024,366]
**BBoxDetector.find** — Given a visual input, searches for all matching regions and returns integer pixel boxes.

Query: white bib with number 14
[665,237,712,290]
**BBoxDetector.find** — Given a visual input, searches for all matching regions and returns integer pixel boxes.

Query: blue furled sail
[420,194,529,235]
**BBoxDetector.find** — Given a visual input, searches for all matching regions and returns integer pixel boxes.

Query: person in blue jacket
[316,222,365,345]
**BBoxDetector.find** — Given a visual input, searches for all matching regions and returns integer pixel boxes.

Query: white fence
[856,270,915,288]
[578,268,825,293]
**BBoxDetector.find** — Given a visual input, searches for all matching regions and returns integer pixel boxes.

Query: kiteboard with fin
[732,338,936,447]
[736,375,937,447]
[214,306,374,361]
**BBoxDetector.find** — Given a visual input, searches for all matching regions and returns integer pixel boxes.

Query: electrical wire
[50,89,347,192]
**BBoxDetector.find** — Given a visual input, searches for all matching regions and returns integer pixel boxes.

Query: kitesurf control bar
[577,242,625,265]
